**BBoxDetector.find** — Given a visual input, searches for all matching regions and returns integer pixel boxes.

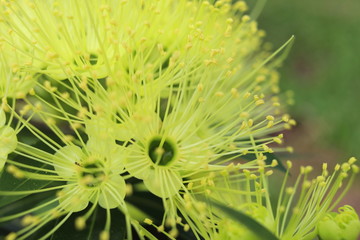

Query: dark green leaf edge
[210,200,279,240]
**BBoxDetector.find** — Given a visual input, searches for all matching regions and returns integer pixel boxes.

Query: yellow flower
[200,158,359,240]
[0,0,297,239]
[0,115,131,240]
[318,205,360,240]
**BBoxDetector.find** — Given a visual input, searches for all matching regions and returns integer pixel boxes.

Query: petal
[144,168,182,198]
[86,140,125,174]
[98,175,126,209]
[108,145,125,174]
[59,185,90,212]
[86,137,115,157]
[0,126,17,154]
[0,109,5,127]
[124,145,152,179]
[53,145,83,178]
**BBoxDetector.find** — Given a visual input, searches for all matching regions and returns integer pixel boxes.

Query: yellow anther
[255,99,265,106]
[342,163,351,172]
[5,233,17,240]
[185,43,193,49]
[317,176,325,183]
[303,180,311,189]
[239,112,249,119]
[334,164,341,171]
[230,88,239,98]
[29,88,36,95]
[46,51,58,59]
[63,135,74,143]
[126,184,133,196]
[100,231,109,240]
[273,137,282,144]
[250,174,257,179]
[242,15,250,22]
[144,218,153,225]
[322,163,328,171]
[293,207,300,215]
[273,102,281,107]
[286,160,292,169]
[170,228,179,237]
[210,48,220,57]
[204,58,217,66]
[256,75,266,82]
[286,187,294,195]
[247,119,253,127]
[215,1,223,7]
[266,121,274,128]
[176,217,182,224]
[286,146,294,153]
[305,166,313,173]
[279,206,285,213]
[348,157,357,164]
[46,118,56,126]
[155,147,165,156]
[61,92,70,99]
[75,217,86,230]
[226,18,233,24]
[184,224,190,232]
[282,114,290,122]
[243,92,251,99]
[227,57,234,63]
[157,225,165,232]
[266,115,275,121]
[215,91,224,97]
[234,1,248,12]
[220,168,229,176]
[271,160,278,167]
[21,215,37,226]
[19,104,32,115]
[289,119,297,126]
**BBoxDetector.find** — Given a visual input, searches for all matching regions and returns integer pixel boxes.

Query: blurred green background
[257,0,360,210]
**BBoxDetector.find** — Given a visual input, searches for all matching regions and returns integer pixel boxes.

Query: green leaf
[0,140,56,207]
[0,167,53,208]
[210,200,279,240]
[31,204,126,240]
[125,191,164,221]
[0,192,56,220]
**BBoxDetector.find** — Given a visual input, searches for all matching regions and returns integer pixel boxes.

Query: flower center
[148,137,177,166]
[80,162,105,188]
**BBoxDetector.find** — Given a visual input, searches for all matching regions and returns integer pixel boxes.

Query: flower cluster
[0,1,358,240]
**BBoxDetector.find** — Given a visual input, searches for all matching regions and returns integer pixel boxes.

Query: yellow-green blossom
[0,107,139,239]
[318,205,360,240]
[0,0,340,240]
[198,158,359,240]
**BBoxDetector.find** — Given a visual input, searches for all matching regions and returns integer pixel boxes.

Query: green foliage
[31,205,126,240]
[210,200,279,240]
